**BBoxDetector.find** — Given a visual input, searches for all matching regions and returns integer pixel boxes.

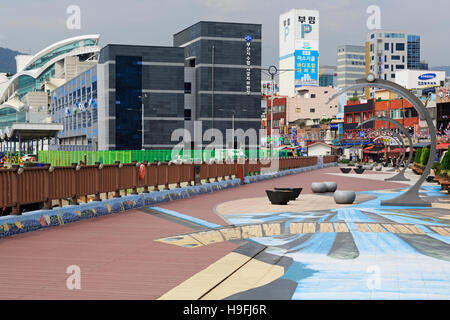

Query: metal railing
[0,156,335,215]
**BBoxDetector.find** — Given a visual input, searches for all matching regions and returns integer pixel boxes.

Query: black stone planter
[353,168,365,174]
[266,190,293,205]
[274,188,303,200]
[340,167,352,174]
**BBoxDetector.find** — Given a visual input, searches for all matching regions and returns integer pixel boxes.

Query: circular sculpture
[311,182,327,193]
[334,191,356,204]
[324,182,337,192]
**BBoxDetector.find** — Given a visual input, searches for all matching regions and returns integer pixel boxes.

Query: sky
[1,0,449,73]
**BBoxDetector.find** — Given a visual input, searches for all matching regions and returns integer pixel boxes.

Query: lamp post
[138,93,148,150]
[217,108,247,149]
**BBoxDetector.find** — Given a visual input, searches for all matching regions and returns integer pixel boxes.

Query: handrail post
[70,163,79,205]
[114,161,121,198]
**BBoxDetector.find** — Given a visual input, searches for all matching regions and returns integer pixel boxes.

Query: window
[391,74,395,78]
[396,43,405,51]
[385,43,389,50]
[184,82,192,94]
[184,109,191,120]
[347,114,353,123]
[392,55,400,60]
[385,64,389,69]
[354,113,361,123]
[311,94,316,98]
[296,108,301,113]
[310,108,315,113]
[396,65,405,69]
[371,34,375,39]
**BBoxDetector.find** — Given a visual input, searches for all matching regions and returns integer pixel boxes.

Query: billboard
[294,49,319,87]
[395,70,446,89]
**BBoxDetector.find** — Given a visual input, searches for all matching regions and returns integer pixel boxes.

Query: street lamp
[217,108,247,149]
[138,93,148,150]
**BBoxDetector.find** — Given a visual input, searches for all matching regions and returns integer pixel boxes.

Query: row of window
[61,109,98,131]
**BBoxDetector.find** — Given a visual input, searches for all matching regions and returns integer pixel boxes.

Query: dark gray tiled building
[97,44,185,150]
[174,21,262,148]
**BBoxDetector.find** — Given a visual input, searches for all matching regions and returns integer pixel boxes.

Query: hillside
[0,47,24,74]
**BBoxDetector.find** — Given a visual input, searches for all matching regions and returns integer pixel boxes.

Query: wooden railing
[0,156,323,215]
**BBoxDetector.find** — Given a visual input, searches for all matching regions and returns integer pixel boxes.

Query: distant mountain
[0,47,24,74]
[430,66,450,75]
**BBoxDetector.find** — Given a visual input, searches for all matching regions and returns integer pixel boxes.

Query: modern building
[365,29,427,97]
[336,45,365,94]
[51,44,185,151]
[50,21,262,151]
[366,30,409,82]
[0,35,100,131]
[174,21,262,150]
[319,65,336,87]
[279,8,320,96]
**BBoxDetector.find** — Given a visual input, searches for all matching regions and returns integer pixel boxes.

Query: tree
[348,91,359,102]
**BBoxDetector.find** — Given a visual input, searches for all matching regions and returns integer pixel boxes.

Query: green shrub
[339,159,350,164]
[432,162,441,176]
[420,147,430,166]
[440,148,450,175]
[414,148,422,165]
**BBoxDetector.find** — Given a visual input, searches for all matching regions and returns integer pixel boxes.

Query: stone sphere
[324,182,337,192]
[311,182,327,193]
[334,191,356,204]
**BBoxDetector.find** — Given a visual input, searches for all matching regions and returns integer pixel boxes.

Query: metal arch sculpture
[374,129,407,175]
[373,131,406,174]
[359,119,412,181]
[327,76,436,207]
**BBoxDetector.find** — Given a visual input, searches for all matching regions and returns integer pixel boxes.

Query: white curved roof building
[0,34,100,109]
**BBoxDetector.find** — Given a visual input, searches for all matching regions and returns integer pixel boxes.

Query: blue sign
[245,35,252,42]
[418,73,436,80]
[330,123,339,129]
[294,50,319,87]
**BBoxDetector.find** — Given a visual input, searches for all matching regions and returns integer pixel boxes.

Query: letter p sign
[301,24,312,38]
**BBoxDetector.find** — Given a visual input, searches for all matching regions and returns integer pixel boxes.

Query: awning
[437,143,450,150]
[364,145,401,154]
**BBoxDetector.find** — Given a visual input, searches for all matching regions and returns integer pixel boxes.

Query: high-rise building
[407,34,421,70]
[336,45,365,93]
[279,9,320,97]
[366,30,408,84]
[365,29,423,98]
[174,21,262,149]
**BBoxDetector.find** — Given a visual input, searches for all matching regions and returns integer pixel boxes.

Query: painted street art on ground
[157,186,450,300]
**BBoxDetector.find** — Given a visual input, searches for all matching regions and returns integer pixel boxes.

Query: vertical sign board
[244,35,252,95]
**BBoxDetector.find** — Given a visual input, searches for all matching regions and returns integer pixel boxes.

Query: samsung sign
[418,73,437,80]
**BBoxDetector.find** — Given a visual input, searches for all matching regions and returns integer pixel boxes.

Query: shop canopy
[437,143,450,150]
[364,145,401,154]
